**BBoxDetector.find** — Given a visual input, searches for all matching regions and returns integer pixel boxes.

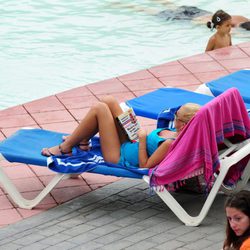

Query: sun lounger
[126,87,214,119]
[196,69,250,103]
[147,88,250,226]
[0,129,148,210]
[0,88,249,226]
[126,87,250,123]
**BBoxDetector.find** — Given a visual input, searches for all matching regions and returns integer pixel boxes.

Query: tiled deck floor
[0,42,250,228]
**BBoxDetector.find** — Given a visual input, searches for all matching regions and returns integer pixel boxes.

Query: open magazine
[116,107,140,142]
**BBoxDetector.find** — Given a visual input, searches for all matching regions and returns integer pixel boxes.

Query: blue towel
[156,106,180,129]
[47,136,148,178]
[47,137,107,174]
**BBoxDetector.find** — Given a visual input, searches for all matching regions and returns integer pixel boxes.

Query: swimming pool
[1,0,249,110]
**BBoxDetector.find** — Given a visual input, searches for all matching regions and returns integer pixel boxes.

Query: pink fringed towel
[149,88,250,190]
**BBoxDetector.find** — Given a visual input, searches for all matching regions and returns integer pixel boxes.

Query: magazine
[116,107,140,142]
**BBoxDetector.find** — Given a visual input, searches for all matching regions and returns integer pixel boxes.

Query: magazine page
[117,108,140,142]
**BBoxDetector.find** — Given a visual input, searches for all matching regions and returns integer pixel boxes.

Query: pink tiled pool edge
[1,42,250,227]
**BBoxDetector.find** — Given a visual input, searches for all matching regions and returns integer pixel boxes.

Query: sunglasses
[174,113,187,124]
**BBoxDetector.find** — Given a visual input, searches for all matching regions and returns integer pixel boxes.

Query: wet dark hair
[223,190,250,250]
[207,10,232,30]
[239,21,250,31]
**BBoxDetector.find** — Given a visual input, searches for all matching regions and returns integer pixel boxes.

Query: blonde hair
[178,103,201,123]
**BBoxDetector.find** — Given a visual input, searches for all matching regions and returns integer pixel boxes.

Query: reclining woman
[42,96,200,169]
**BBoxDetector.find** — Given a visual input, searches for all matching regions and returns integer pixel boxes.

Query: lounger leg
[143,169,227,226]
[143,157,245,226]
[0,162,67,209]
[143,140,250,226]
[221,153,250,195]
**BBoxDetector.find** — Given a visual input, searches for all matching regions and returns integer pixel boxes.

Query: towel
[157,106,180,129]
[47,136,149,177]
[149,88,250,189]
[47,137,106,174]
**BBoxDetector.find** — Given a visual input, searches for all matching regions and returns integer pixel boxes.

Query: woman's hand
[138,128,147,139]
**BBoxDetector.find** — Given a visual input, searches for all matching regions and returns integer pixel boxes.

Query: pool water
[0,0,249,109]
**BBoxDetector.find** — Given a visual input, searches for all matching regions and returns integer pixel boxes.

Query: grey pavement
[0,178,249,250]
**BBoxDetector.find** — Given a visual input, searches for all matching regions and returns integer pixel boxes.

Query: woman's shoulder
[240,237,250,250]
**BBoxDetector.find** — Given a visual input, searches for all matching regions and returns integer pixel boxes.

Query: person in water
[223,190,250,250]
[42,96,200,169]
[195,10,249,30]
[205,10,232,51]
[109,1,250,30]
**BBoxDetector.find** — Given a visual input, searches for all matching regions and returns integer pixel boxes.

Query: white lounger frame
[0,138,250,226]
[0,158,71,209]
[144,138,250,226]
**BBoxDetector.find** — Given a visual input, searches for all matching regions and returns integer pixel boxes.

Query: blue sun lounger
[0,128,148,209]
[198,69,250,104]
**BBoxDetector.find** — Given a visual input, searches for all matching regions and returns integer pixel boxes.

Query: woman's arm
[139,136,173,169]
[138,129,148,167]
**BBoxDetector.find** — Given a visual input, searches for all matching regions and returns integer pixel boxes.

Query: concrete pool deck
[0,42,250,231]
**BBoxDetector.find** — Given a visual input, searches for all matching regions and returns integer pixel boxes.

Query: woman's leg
[62,95,128,146]
[42,105,101,155]
[42,100,124,163]
[65,96,128,149]
[100,95,128,144]
[108,2,158,15]
[149,0,176,9]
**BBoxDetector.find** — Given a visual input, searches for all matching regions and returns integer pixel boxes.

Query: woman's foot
[78,142,90,151]
[41,144,72,157]
[62,135,90,151]
[62,135,69,141]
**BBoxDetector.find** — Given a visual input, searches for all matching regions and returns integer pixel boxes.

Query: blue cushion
[206,70,250,103]
[127,88,214,119]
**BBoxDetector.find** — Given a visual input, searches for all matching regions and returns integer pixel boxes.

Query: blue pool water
[0,0,249,110]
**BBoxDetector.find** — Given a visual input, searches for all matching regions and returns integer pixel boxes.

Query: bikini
[118,128,176,168]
